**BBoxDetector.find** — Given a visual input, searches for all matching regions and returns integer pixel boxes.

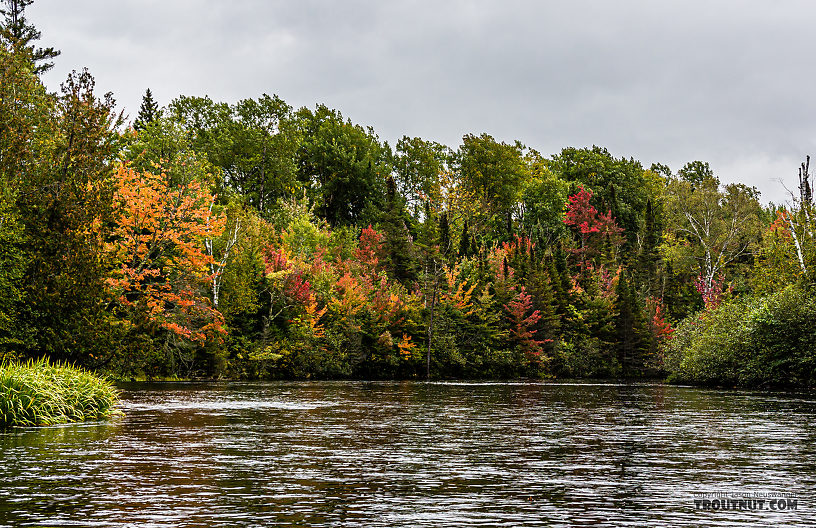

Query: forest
[2,3,816,387]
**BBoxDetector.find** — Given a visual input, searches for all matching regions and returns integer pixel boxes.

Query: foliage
[106,164,226,346]
[504,286,546,367]
[457,133,527,241]
[294,104,389,226]
[664,176,761,293]
[664,284,816,387]
[548,146,650,244]
[133,88,159,131]
[2,5,813,386]
[0,0,60,73]
[15,68,124,366]
[0,357,119,427]
[170,94,300,215]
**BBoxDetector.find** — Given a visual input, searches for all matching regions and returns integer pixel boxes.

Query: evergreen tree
[438,210,450,258]
[133,88,159,131]
[17,70,124,366]
[0,0,60,74]
[637,199,661,296]
[381,175,417,284]
[527,258,560,357]
[458,218,470,258]
[613,269,648,375]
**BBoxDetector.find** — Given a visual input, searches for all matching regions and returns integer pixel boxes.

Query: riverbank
[0,358,120,427]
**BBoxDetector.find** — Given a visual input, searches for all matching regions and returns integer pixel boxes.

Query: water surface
[1,381,815,527]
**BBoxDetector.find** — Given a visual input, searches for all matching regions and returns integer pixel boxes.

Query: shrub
[664,284,816,387]
[0,358,120,427]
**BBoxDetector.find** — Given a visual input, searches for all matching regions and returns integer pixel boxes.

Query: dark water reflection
[2,381,816,527]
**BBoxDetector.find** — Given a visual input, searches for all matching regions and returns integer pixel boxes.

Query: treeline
[2,3,814,385]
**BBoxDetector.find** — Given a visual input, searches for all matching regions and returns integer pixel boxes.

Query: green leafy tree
[392,136,449,218]
[171,94,300,215]
[295,104,390,226]
[549,146,649,245]
[123,114,218,189]
[16,69,124,366]
[664,176,761,294]
[457,133,527,240]
[520,154,569,245]
[678,160,716,186]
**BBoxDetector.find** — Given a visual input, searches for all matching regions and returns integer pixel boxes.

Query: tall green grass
[0,358,120,427]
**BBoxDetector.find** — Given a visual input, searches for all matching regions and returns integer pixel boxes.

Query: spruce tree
[134,88,159,131]
[613,269,648,375]
[458,218,470,258]
[381,175,417,284]
[438,210,450,258]
[0,0,60,74]
[637,199,660,296]
[527,258,560,357]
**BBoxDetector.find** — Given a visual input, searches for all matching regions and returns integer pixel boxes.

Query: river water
[1,381,815,527]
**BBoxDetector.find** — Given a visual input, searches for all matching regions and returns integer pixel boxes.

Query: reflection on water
[2,381,816,527]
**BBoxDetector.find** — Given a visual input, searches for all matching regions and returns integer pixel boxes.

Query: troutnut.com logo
[693,492,799,511]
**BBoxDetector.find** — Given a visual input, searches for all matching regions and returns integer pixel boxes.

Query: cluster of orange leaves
[105,164,226,343]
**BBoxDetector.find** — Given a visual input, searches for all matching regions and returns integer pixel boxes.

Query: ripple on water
[1,382,816,527]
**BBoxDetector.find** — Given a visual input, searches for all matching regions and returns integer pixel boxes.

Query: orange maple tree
[105,164,226,343]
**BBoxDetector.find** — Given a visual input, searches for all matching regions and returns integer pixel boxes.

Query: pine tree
[458,218,470,258]
[438,210,450,258]
[527,258,560,356]
[637,199,660,296]
[381,175,417,284]
[0,0,60,74]
[613,269,648,375]
[133,88,159,131]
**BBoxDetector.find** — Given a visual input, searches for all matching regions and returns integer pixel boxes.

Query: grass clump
[0,358,120,427]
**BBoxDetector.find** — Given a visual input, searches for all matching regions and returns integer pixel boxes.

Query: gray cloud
[31,0,816,204]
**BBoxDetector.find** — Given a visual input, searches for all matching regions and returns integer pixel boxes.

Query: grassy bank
[0,358,120,427]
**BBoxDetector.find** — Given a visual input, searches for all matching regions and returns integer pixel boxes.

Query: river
[1,381,815,526]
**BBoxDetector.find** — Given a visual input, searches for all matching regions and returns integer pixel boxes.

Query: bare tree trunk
[786,212,807,274]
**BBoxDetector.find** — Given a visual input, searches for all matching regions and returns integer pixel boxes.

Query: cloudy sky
[29,0,816,204]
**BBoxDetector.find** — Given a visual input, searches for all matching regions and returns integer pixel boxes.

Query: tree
[649,162,672,179]
[457,133,526,240]
[563,185,623,271]
[295,104,390,226]
[133,88,159,131]
[613,269,648,375]
[664,176,761,294]
[171,94,301,215]
[106,164,226,348]
[678,160,716,186]
[458,218,470,258]
[549,146,649,245]
[519,155,569,245]
[0,0,59,74]
[15,69,124,365]
[0,43,52,355]
[123,114,218,189]
[381,175,417,284]
[393,136,449,219]
[637,199,661,296]
[772,157,816,281]
[504,286,545,368]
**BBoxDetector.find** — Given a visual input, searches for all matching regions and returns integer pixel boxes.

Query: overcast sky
[29,0,816,205]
